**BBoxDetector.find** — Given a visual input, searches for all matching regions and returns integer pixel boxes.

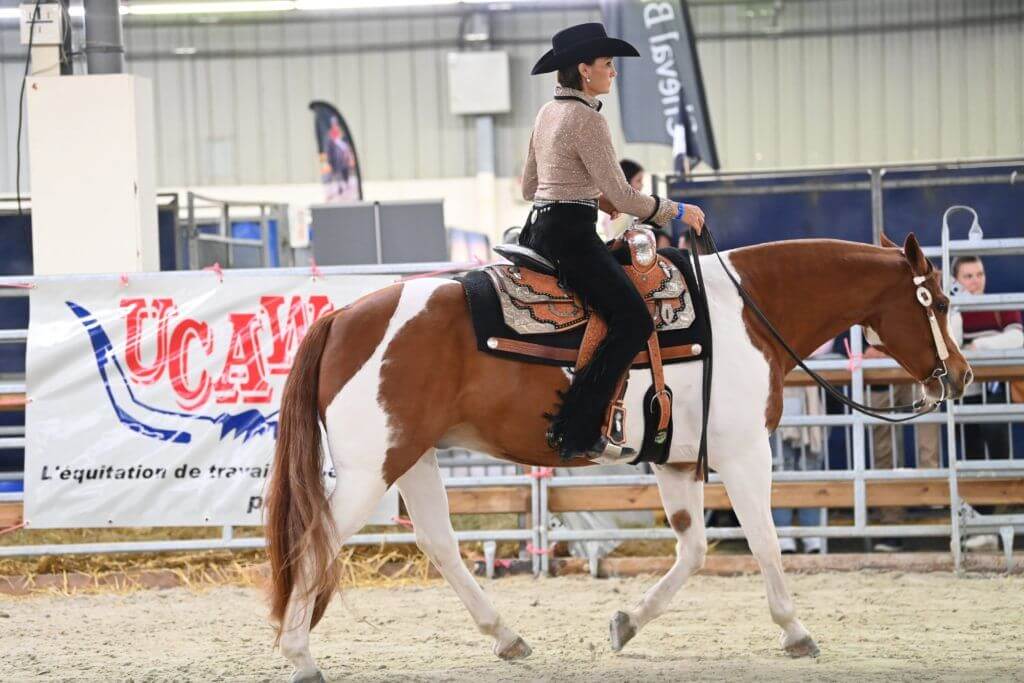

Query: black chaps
[519,203,653,455]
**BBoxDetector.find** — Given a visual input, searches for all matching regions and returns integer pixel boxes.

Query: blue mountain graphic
[66,301,279,444]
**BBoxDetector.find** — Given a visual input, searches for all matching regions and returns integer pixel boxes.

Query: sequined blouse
[521,86,679,227]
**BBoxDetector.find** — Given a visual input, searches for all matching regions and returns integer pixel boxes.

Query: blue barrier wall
[668,171,874,249]
[880,166,1024,294]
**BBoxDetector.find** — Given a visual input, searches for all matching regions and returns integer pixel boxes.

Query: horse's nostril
[964,368,975,387]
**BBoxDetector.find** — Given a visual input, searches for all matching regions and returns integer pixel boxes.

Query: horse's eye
[937,302,948,313]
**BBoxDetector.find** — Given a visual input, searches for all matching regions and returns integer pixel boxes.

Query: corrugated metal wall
[1,0,1022,192]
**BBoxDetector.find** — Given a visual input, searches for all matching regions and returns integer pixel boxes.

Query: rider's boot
[547,375,636,463]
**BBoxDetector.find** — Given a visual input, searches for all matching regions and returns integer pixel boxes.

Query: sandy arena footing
[3,571,1024,681]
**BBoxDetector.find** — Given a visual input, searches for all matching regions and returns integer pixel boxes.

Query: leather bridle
[694,225,961,425]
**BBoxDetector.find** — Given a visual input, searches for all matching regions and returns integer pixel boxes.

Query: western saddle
[490,227,700,463]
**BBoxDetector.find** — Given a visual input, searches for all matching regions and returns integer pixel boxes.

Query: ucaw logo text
[121,295,333,410]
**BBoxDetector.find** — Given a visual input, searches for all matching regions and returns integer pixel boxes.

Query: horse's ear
[902,232,932,275]
[879,232,898,249]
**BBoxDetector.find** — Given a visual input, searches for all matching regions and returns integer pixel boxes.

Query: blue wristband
[675,203,685,221]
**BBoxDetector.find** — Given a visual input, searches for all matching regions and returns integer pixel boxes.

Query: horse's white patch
[323,279,456,485]
[621,251,773,467]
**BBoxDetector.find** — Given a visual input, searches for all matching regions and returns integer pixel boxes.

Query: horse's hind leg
[717,442,819,657]
[279,444,390,680]
[279,555,335,683]
[397,449,531,660]
[609,463,707,651]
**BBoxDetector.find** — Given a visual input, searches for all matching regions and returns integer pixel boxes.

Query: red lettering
[213,313,272,404]
[167,319,213,410]
[121,297,175,384]
[262,295,334,375]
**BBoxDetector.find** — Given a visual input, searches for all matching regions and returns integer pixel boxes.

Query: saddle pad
[458,248,710,369]
[487,255,696,336]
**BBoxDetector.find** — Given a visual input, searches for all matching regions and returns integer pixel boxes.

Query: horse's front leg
[397,450,530,660]
[717,441,819,657]
[609,462,707,651]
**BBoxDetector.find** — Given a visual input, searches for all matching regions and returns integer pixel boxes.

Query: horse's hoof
[609,611,638,652]
[497,636,533,661]
[289,669,326,683]
[784,635,820,658]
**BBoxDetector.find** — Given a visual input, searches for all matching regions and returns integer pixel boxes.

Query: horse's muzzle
[931,366,973,402]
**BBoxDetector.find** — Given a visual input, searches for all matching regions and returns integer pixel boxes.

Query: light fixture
[125,1,296,16]
[295,0,460,9]
[0,4,85,20]
[940,204,983,293]
[0,0,531,21]
[126,0,528,16]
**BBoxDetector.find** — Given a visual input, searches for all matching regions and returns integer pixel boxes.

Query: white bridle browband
[912,275,951,362]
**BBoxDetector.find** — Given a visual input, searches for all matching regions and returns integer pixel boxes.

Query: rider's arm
[521,130,538,201]
[576,112,678,226]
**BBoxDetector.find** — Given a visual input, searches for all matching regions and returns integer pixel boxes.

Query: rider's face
[581,57,616,95]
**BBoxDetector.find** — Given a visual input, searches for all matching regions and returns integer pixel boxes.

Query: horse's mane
[730,237,900,262]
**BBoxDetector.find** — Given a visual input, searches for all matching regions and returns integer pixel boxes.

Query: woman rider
[520,23,706,461]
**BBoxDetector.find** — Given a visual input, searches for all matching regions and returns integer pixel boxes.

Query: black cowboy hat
[531,22,640,76]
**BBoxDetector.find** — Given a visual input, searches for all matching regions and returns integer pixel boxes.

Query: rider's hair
[557,58,596,91]
[952,255,982,278]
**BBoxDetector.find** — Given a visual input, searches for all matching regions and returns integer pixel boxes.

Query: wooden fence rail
[3,478,1023,531]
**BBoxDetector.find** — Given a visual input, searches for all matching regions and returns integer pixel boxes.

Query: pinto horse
[266,233,972,680]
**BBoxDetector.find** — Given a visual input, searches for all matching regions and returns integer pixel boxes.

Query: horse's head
[864,233,973,405]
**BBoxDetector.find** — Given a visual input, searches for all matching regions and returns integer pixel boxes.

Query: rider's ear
[902,233,932,275]
[879,233,899,249]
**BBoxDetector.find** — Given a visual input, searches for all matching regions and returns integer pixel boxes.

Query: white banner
[25,271,399,528]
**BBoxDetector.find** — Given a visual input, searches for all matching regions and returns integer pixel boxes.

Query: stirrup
[586,436,637,465]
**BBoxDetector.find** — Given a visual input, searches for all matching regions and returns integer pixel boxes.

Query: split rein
[688,225,946,426]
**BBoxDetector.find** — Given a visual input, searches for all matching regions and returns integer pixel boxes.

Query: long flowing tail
[266,313,339,642]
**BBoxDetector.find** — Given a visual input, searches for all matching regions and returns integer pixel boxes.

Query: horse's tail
[266,312,339,643]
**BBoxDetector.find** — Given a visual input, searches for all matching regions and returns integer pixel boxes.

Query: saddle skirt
[459,235,709,370]
[485,255,696,336]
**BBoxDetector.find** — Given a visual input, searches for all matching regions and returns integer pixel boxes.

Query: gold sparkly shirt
[521,86,680,227]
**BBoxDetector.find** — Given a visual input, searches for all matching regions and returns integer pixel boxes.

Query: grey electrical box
[311,200,448,265]
[447,51,510,115]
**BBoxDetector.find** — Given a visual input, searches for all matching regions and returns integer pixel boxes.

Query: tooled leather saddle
[458,227,710,464]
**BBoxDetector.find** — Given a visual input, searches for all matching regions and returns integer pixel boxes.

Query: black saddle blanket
[457,247,710,368]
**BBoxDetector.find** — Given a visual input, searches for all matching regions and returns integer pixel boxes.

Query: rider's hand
[681,203,705,234]
[598,194,618,217]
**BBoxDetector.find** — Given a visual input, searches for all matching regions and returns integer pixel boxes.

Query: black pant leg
[962,394,998,515]
[526,208,654,452]
[962,395,986,460]
[980,388,1011,459]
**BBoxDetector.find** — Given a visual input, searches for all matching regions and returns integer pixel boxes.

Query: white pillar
[27,74,159,275]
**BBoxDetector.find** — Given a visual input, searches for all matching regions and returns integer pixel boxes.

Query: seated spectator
[954,256,1024,551]
[771,339,832,553]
